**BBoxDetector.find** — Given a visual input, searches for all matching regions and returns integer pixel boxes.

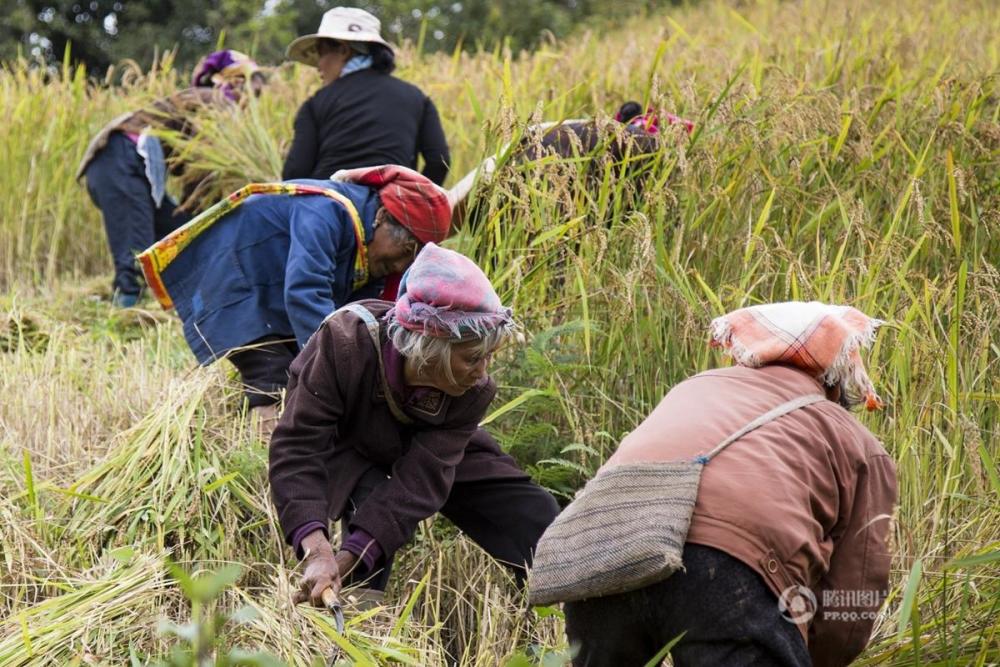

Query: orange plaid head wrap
[710,301,884,410]
[331,165,451,244]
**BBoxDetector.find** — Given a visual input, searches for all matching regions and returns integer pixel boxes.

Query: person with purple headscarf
[76,50,264,307]
[268,243,559,609]
[191,49,266,100]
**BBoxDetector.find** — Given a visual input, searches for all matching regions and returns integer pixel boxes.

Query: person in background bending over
[562,302,897,667]
[77,50,263,307]
[614,99,694,135]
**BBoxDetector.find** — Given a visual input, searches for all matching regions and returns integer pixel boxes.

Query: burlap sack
[527,394,826,606]
[527,460,701,605]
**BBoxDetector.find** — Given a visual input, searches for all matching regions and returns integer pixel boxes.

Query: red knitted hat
[331,165,451,243]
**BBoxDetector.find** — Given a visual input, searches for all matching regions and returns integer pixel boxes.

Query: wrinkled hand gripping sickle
[321,587,345,666]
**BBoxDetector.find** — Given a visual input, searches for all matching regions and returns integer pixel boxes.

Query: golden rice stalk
[0,553,170,666]
[58,373,223,560]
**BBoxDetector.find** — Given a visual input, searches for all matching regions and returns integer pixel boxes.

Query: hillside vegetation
[1,0,999,664]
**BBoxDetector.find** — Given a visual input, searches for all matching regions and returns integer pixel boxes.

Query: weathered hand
[293,531,362,607]
[293,533,341,607]
[334,550,359,583]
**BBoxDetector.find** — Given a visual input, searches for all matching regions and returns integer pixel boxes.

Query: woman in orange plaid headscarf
[710,301,884,410]
[563,300,895,667]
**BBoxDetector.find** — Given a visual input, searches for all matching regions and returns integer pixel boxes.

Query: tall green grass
[2,0,1000,663]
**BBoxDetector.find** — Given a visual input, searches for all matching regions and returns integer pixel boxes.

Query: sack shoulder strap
[700,393,826,464]
[340,303,414,425]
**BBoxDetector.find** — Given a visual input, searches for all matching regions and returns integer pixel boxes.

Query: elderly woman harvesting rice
[529,301,897,667]
[268,243,560,606]
[139,165,451,432]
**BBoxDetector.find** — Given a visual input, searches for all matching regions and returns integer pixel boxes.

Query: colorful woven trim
[138,182,369,309]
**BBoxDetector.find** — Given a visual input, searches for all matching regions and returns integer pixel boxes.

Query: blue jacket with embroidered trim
[161,178,382,364]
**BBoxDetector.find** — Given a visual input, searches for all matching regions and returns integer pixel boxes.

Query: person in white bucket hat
[286,7,393,67]
[282,7,451,212]
[283,7,451,302]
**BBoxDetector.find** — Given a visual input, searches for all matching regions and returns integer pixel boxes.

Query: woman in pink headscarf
[268,243,559,609]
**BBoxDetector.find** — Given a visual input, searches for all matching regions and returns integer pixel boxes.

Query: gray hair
[375,207,417,245]
[825,380,857,409]
[387,318,514,386]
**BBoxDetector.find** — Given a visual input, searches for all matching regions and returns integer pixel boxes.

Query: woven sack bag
[528,460,701,605]
[527,393,825,606]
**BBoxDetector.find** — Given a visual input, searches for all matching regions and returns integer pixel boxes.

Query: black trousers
[342,466,560,591]
[564,544,811,667]
[228,336,299,408]
[84,132,190,297]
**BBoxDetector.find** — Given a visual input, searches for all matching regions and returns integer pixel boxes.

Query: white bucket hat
[286,7,393,67]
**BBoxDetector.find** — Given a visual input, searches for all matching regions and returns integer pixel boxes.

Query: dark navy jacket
[161,179,382,364]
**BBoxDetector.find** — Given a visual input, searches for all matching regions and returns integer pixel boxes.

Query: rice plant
[2,0,1000,663]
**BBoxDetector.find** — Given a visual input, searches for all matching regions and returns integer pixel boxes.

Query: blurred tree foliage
[1,0,681,74]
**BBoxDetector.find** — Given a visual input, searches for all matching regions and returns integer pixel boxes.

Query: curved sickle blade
[320,587,345,666]
[320,587,345,633]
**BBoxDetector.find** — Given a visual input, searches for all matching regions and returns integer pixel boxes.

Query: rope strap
[700,394,827,464]
[340,303,414,425]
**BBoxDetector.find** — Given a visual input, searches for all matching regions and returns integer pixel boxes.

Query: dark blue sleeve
[283,200,351,346]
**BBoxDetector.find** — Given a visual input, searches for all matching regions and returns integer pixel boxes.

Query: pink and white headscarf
[710,301,885,410]
[391,243,515,339]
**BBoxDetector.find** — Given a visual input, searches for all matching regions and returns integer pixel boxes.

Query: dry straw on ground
[2,0,1000,664]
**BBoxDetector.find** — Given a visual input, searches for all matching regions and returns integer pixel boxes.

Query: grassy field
[2,0,1000,664]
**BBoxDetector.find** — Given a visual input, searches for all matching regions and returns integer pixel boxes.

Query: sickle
[321,587,345,666]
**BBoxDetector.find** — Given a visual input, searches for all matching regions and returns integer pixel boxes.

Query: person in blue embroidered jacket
[149,165,453,433]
